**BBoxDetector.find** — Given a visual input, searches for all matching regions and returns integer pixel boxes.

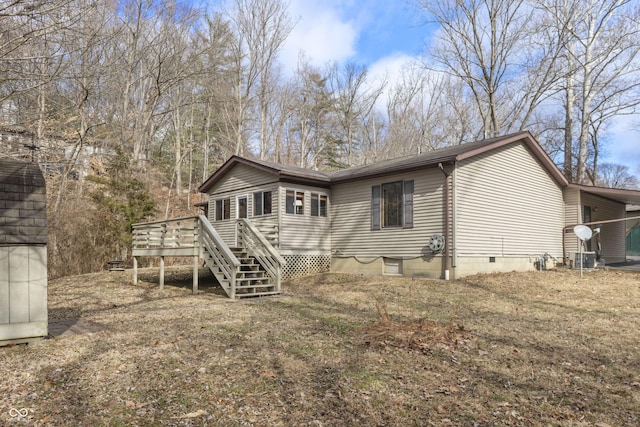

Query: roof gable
[199,132,569,192]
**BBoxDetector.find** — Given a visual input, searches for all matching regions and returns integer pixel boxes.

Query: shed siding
[278,184,331,253]
[330,169,445,257]
[581,192,626,263]
[455,142,564,257]
[0,245,47,341]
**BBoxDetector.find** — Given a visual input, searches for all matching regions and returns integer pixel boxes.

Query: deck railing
[237,218,286,291]
[132,216,282,298]
[132,216,200,256]
[198,215,241,298]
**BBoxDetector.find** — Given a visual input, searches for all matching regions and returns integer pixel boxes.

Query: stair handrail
[237,219,286,291]
[198,215,241,298]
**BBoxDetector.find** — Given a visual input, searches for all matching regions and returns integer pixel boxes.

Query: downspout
[439,162,452,281]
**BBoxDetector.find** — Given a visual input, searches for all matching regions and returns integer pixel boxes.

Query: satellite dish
[428,234,445,253]
[573,225,592,241]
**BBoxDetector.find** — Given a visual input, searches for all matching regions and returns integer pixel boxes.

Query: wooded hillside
[1,0,639,278]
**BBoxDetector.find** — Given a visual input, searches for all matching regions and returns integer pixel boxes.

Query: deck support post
[159,256,165,289]
[133,257,138,284]
[192,255,198,294]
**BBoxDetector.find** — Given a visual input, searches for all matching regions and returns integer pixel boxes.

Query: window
[286,190,304,215]
[253,191,272,216]
[237,195,247,219]
[311,193,328,217]
[215,198,230,221]
[371,180,413,229]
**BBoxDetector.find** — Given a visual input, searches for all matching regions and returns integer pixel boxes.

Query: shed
[0,158,48,345]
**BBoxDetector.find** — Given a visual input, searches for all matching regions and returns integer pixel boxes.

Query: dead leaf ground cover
[1,267,640,426]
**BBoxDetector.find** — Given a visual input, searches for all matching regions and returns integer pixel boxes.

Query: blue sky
[275,0,640,180]
[278,0,639,179]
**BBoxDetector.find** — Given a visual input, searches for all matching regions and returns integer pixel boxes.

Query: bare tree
[327,62,385,167]
[421,0,532,138]
[226,0,294,159]
[283,58,334,168]
[539,0,640,183]
[596,163,639,189]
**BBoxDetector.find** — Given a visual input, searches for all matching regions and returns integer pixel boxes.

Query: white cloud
[609,115,640,176]
[280,0,359,73]
[367,53,420,112]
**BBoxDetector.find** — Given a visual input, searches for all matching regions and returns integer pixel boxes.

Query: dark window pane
[238,197,247,219]
[264,191,272,215]
[311,193,319,216]
[320,195,327,217]
[382,181,403,227]
[286,190,294,214]
[223,199,230,220]
[253,192,263,216]
[215,200,222,221]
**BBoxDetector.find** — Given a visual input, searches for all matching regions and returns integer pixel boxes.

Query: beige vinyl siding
[581,193,626,263]
[211,163,277,194]
[278,184,331,253]
[207,163,279,247]
[455,142,564,257]
[563,188,581,254]
[331,169,444,257]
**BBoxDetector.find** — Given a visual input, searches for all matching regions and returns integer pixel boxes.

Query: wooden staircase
[204,247,280,298]
[132,215,285,299]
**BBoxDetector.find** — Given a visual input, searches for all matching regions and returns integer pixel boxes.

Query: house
[0,158,48,345]
[201,131,640,277]
[625,205,640,257]
[132,131,640,298]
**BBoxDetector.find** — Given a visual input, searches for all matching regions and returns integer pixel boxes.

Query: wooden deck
[132,216,284,299]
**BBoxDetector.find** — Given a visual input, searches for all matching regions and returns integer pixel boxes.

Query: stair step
[236,276,269,282]
[235,291,281,298]
[235,283,276,289]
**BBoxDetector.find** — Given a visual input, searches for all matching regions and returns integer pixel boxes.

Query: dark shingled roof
[199,131,568,192]
[0,158,48,245]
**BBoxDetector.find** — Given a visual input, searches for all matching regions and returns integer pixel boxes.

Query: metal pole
[579,241,583,278]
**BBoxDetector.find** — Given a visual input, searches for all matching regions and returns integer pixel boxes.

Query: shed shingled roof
[0,158,47,245]
[199,131,568,192]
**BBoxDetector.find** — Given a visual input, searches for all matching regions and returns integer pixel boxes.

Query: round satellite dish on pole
[573,225,592,241]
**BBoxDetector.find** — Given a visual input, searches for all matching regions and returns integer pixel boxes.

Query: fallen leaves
[1,268,639,426]
[358,300,472,354]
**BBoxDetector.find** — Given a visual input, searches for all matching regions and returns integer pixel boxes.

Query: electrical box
[573,251,596,269]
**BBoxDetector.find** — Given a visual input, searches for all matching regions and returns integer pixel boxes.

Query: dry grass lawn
[1,267,640,426]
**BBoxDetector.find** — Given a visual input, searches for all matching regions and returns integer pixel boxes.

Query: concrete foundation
[331,255,548,280]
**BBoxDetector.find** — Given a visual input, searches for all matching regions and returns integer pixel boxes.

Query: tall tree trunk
[564,43,575,182]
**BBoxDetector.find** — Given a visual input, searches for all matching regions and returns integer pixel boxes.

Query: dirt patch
[1,267,639,426]
[360,300,472,354]
[48,318,104,337]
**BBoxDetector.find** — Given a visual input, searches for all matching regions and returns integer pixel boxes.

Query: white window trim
[285,189,305,215]
[236,194,248,219]
[310,192,329,218]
